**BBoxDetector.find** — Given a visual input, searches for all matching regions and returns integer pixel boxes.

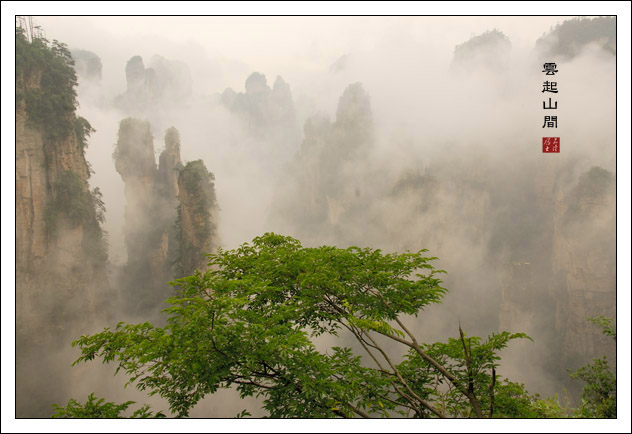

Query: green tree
[569,317,616,418]
[62,234,556,418]
[52,393,164,418]
[16,27,93,144]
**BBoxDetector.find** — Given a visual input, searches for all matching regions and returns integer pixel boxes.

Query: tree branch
[344,402,371,419]
[489,366,496,418]
[365,290,484,418]
[233,379,273,390]
[363,331,444,418]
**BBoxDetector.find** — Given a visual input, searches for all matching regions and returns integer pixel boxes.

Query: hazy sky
[3,3,631,431]
[32,15,571,92]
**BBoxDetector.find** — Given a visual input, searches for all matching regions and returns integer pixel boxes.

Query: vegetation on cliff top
[536,17,616,59]
[44,170,107,263]
[16,27,94,149]
[569,317,617,418]
[172,160,217,277]
[16,25,106,259]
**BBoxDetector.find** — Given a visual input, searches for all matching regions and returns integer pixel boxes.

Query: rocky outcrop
[71,49,102,82]
[113,119,182,313]
[221,72,300,144]
[113,118,160,272]
[451,29,512,71]
[116,55,192,115]
[157,127,183,199]
[176,160,219,276]
[113,121,217,309]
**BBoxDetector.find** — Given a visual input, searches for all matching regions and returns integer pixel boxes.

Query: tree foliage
[45,171,94,230]
[44,170,107,262]
[178,159,217,238]
[587,316,616,342]
[75,116,96,153]
[16,27,93,146]
[51,393,164,418]
[569,316,617,418]
[64,234,554,418]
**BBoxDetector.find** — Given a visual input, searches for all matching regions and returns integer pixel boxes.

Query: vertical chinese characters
[542,62,560,153]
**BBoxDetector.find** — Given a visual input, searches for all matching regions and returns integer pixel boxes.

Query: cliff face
[177,160,219,276]
[495,159,558,335]
[16,101,104,332]
[497,164,616,386]
[157,127,183,199]
[16,88,47,274]
[16,29,108,417]
[552,167,616,367]
[16,30,107,328]
[16,42,93,278]
[114,118,159,268]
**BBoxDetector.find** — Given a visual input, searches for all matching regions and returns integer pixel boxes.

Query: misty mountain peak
[221,71,299,143]
[220,87,237,107]
[304,113,332,138]
[71,49,102,82]
[329,53,350,73]
[335,82,372,127]
[158,127,184,202]
[125,55,146,91]
[245,72,270,95]
[451,29,511,71]
[144,67,157,87]
[272,75,289,94]
[164,126,181,153]
[272,75,293,105]
[118,54,193,119]
[113,117,156,180]
[273,75,287,88]
[149,55,193,99]
[536,17,616,59]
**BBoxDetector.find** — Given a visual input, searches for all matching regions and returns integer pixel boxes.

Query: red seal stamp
[542,137,560,153]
